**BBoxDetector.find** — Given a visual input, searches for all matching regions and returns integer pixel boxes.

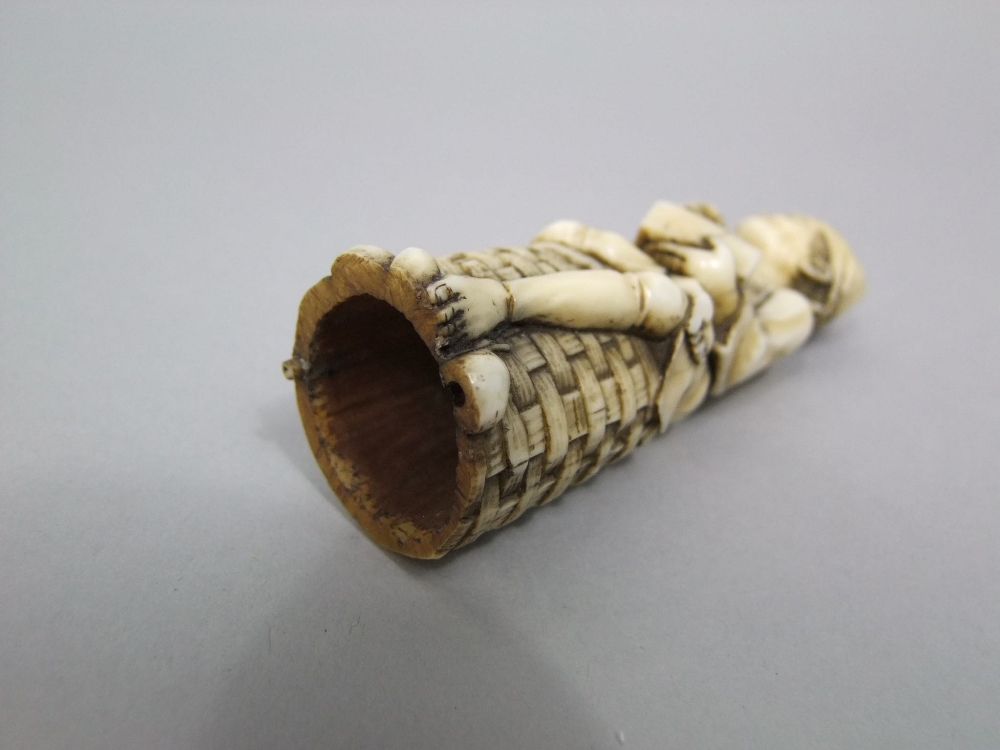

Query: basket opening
[308,294,459,531]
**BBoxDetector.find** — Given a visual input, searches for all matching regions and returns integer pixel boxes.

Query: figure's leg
[654,276,715,429]
[672,276,715,364]
[712,288,814,393]
[655,334,701,429]
[511,269,691,338]
[427,268,691,349]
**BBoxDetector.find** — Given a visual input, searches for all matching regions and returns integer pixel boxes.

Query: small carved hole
[447,382,466,407]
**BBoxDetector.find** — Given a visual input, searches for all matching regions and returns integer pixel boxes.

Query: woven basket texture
[435,242,675,548]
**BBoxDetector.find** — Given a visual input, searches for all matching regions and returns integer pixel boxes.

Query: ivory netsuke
[284,201,865,558]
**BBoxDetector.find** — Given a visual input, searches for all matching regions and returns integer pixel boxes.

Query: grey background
[2,2,998,748]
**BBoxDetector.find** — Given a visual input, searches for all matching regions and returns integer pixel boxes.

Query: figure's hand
[427,275,512,352]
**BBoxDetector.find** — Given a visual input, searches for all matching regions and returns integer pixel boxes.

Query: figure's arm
[636,201,761,323]
[428,269,690,351]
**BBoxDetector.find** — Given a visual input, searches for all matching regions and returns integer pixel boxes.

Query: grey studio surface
[1,2,998,749]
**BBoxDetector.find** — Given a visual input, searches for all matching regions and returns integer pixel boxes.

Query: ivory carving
[284,202,866,558]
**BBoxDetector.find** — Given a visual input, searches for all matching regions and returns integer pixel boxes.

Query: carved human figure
[423,202,865,431]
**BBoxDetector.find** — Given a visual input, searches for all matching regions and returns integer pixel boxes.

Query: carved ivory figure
[284,201,865,558]
[426,202,865,429]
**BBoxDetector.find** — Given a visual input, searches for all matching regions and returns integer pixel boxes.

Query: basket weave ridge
[436,242,673,549]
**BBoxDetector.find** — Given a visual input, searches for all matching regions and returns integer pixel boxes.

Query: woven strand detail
[444,243,667,546]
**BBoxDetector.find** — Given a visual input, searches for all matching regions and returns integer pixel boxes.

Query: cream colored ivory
[439,350,510,434]
[428,202,864,408]
[284,200,866,558]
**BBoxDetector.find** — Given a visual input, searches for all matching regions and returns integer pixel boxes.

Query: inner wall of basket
[308,294,459,532]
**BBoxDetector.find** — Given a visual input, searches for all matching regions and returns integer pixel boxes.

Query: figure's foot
[427,275,512,351]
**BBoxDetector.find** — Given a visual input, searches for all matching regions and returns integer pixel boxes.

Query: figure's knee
[682,249,739,321]
[637,201,726,248]
[629,271,688,338]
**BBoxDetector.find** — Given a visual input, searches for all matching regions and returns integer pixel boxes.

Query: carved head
[737,214,866,325]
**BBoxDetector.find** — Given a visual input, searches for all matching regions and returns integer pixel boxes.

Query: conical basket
[284,241,671,558]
